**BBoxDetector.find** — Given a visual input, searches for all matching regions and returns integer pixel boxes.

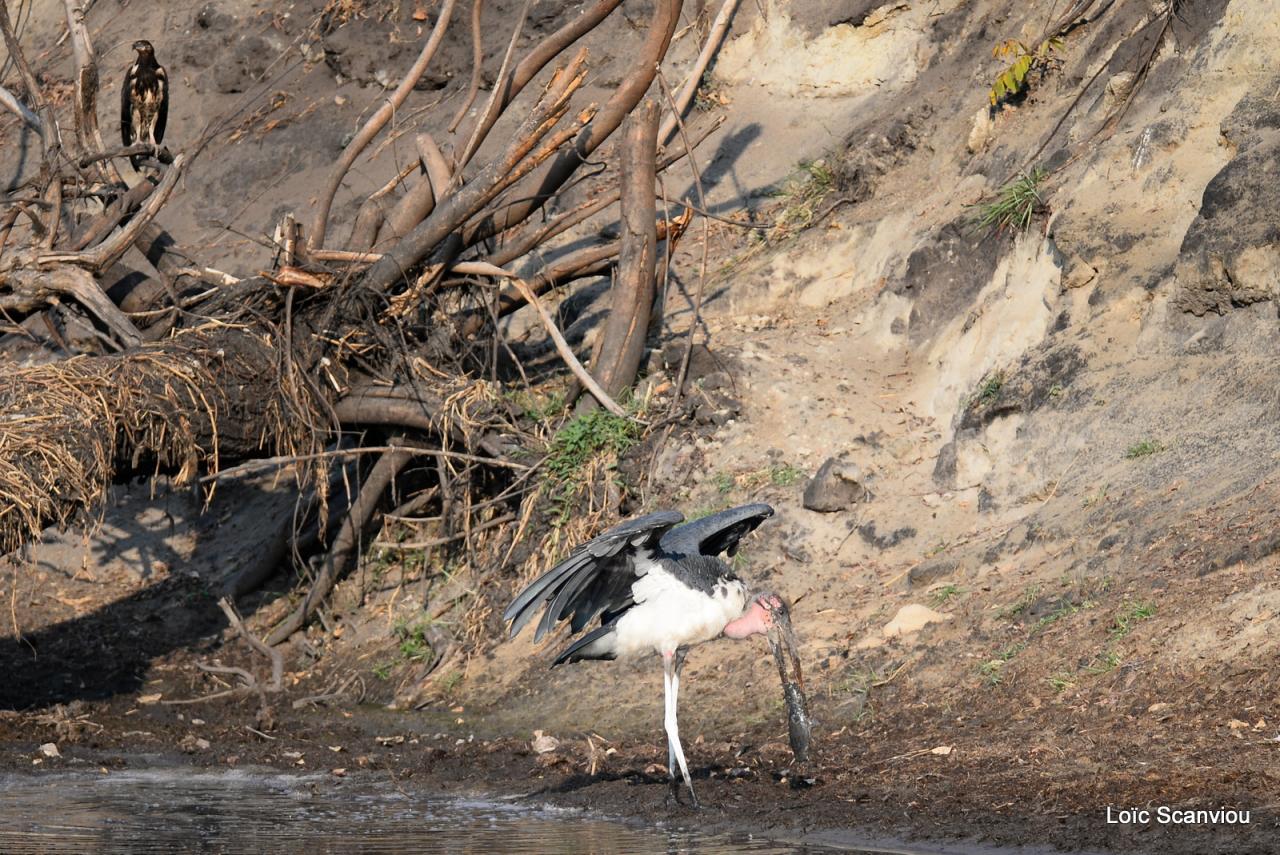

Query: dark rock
[195,3,232,30]
[893,220,1005,347]
[908,559,958,589]
[958,345,1085,431]
[932,441,957,488]
[700,371,732,391]
[803,458,869,513]
[661,341,723,382]
[977,487,996,513]
[1173,88,1280,316]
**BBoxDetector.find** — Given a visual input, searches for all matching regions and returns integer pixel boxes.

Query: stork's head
[132,40,154,56]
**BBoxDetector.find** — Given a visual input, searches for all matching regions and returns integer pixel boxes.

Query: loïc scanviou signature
[1106,806,1252,825]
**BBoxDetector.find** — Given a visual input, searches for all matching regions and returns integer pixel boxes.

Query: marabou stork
[120,40,168,170]
[504,503,810,807]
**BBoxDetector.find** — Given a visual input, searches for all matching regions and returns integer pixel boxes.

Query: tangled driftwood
[0,0,740,687]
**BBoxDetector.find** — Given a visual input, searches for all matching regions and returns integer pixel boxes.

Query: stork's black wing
[153,65,168,144]
[659,502,773,559]
[504,510,683,642]
[120,63,135,147]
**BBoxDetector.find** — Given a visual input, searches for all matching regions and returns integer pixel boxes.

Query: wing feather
[504,510,683,641]
[659,502,773,558]
[120,63,135,147]
[154,66,168,144]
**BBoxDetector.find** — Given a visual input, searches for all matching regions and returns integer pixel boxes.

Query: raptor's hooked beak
[762,596,811,764]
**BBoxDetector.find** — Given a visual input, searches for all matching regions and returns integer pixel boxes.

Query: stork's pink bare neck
[723,600,771,639]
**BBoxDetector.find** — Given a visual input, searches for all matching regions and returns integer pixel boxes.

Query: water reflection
[0,768,850,854]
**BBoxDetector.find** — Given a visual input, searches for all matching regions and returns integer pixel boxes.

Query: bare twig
[464,0,683,245]
[0,83,41,134]
[657,0,741,147]
[657,70,710,405]
[267,442,416,645]
[308,0,459,251]
[63,0,122,185]
[373,512,515,549]
[447,0,486,134]
[36,154,188,273]
[378,134,454,244]
[217,596,283,691]
[457,261,629,417]
[451,0,532,172]
[1,265,143,347]
[451,0,622,171]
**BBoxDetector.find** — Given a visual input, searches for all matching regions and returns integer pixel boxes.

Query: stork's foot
[663,777,701,810]
[685,783,702,811]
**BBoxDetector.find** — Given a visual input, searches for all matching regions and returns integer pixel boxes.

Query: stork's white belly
[612,559,747,657]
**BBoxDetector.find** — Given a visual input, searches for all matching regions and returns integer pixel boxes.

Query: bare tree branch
[581,98,659,409]
[0,84,42,134]
[308,0,459,251]
[657,0,740,147]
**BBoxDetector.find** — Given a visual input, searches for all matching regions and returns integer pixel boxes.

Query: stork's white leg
[662,653,677,787]
[663,648,698,808]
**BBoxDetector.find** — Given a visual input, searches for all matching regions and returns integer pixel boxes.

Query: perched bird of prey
[120,40,168,170]
[504,504,811,808]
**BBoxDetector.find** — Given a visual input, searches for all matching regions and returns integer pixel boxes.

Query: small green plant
[393,618,433,662]
[506,388,566,422]
[979,641,1026,685]
[544,407,642,520]
[1124,439,1165,460]
[999,585,1041,620]
[769,463,805,487]
[1082,484,1110,508]
[372,661,394,680]
[970,372,1005,406]
[1083,651,1122,676]
[974,168,1046,234]
[931,584,963,606]
[438,670,464,696]
[1111,601,1156,639]
[713,471,735,494]
[988,36,1064,106]
[1033,598,1095,633]
[773,158,837,232]
[1047,672,1074,692]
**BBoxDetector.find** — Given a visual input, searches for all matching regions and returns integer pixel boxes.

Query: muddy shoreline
[1,687,1274,855]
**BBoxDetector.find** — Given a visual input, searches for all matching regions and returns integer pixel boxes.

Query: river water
[0,767,904,854]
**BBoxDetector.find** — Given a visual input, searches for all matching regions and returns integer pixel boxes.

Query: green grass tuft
[974,168,1046,234]
[773,159,837,232]
[968,371,1005,408]
[931,584,963,606]
[769,463,805,487]
[1111,601,1156,639]
[544,407,642,520]
[1124,439,1165,460]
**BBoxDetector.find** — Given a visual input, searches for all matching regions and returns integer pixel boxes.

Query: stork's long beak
[765,599,811,764]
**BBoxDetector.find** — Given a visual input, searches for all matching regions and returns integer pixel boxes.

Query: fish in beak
[762,596,811,764]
